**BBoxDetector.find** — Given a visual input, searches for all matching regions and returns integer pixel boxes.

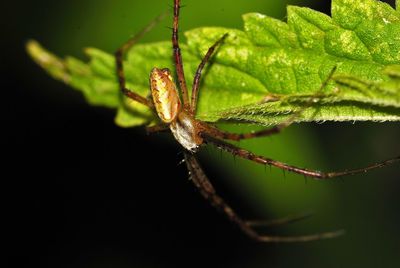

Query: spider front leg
[184,152,343,242]
[190,33,228,115]
[202,134,400,180]
[172,0,190,108]
[115,13,167,108]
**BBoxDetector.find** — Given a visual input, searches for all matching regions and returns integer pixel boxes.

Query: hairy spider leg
[184,152,344,242]
[190,33,229,115]
[199,67,339,141]
[246,211,313,228]
[115,12,168,108]
[173,0,190,109]
[198,122,285,141]
[203,134,400,180]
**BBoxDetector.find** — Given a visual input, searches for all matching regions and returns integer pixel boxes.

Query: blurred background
[3,0,399,267]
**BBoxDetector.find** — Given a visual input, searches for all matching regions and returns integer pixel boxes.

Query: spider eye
[161,68,171,75]
[150,67,181,123]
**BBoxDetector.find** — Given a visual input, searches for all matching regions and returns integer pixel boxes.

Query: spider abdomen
[150,67,181,123]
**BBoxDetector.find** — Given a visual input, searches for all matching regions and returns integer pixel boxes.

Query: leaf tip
[25,39,70,83]
[26,39,50,65]
[25,39,40,54]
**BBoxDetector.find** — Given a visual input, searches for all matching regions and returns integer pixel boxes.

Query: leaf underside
[27,0,400,127]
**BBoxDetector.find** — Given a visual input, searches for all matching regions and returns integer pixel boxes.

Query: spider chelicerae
[114,0,399,242]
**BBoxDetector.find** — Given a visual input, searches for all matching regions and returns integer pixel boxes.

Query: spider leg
[190,33,228,115]
[184,152,344,242]
[246,211,313,228]
[173,0,190,108]
[115,12,167,108]
[202,134,400,180]
[199,121,288,141]
[197,67,339,141]
[146,124,169,135]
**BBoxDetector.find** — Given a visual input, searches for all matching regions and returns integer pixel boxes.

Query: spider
[114,0,400,242]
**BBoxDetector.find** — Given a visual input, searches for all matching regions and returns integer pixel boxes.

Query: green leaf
[26,0,400,127]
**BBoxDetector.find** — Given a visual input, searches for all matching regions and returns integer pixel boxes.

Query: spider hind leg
[197,66,340,142]
[184,152,343,242]
[202,134,400,180]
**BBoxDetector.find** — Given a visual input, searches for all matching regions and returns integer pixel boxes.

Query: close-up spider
[114,0,400,242]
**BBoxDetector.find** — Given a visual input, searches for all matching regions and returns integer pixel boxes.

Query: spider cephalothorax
[114,0,400,242]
